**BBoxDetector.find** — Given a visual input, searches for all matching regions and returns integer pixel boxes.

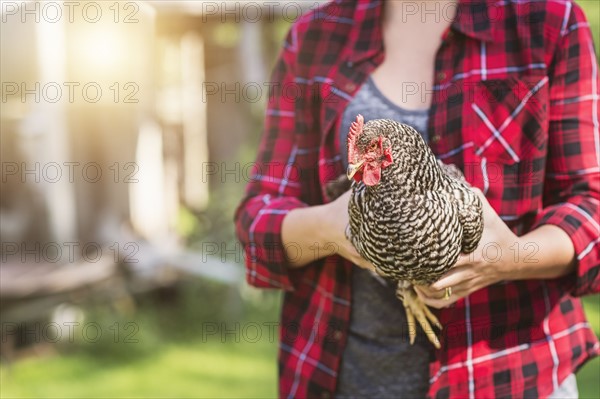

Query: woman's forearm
[512,224,577,280]
[281,190,376,271]
[281,205,334,268]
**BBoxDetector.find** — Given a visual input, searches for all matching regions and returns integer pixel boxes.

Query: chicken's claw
[400,287,442,349]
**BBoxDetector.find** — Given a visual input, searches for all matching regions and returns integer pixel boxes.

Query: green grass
[0,340,278,398]
[0,295,598,399]
[579,1,600,55]
[578,296,600,399]
[0,281,282,399]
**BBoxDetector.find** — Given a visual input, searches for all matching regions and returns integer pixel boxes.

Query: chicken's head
[346,114,393,186]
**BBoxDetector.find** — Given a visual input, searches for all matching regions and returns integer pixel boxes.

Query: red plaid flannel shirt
[234,0,600,397]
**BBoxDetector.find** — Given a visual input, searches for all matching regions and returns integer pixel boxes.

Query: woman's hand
[416,187,577,308]
[318,190,377,272]
[282,189,376,271]
[415,188,522,308]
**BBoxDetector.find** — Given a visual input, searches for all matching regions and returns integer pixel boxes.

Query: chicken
[342,114,483,348]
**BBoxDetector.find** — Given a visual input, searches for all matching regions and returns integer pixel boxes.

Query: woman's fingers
[336,239,377,272]
[429,265,476,291]
[415,286,453,309]
[415,285,432,297]
[350,250,377,272]
[357,259,377,272]
[415,285,445,299]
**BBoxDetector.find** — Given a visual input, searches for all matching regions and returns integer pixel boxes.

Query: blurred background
[0,1,598,398]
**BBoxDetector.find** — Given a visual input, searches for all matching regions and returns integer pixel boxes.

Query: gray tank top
[336,76,432,398]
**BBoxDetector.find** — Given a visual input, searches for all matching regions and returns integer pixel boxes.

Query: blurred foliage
[177,19,291,255]
[213,23,241,49]
[180,173,247,255]
[579,296,600,398]
[1,280,282,398]
[579,1,599,63]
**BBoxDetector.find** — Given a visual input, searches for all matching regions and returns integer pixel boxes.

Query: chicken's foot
[398,285,442,349]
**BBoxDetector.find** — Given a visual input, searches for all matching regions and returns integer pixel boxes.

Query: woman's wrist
[312,203,332,248]
[503,235,530,281]
[507,225,576,281]
[281,202,341,268]
[313,202,345,257]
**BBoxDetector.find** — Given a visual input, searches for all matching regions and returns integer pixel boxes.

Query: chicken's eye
[369,142,378,151]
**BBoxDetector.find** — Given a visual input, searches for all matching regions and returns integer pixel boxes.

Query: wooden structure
[0,0,322,359]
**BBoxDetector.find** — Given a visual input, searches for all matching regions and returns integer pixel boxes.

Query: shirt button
[333,330,343,340]
[345,82,356,92]
[437,72,447,81]
[431,135,440,144]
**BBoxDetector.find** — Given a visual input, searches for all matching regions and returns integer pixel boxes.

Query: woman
[234,0,600,397]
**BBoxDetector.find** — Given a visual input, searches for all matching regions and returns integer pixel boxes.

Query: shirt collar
[452,0,497,42]
[347,0,497,64]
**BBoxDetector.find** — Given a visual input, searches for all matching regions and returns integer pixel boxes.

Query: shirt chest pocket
[468,76,550,165]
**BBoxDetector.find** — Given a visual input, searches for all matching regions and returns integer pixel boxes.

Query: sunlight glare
[76,27,124,72]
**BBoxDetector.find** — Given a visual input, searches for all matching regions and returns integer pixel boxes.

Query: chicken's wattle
[347,115,394,186]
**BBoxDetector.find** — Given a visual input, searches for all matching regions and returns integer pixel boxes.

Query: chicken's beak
[347,159,365,180]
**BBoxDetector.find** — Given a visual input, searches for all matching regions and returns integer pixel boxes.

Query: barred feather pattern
[346,119,483,290]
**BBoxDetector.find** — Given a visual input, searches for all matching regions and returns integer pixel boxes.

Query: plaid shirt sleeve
[234,27,313,291]
[531,3,600,297]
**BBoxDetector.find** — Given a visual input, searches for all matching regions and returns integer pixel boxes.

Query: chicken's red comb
[347,114,364,163]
